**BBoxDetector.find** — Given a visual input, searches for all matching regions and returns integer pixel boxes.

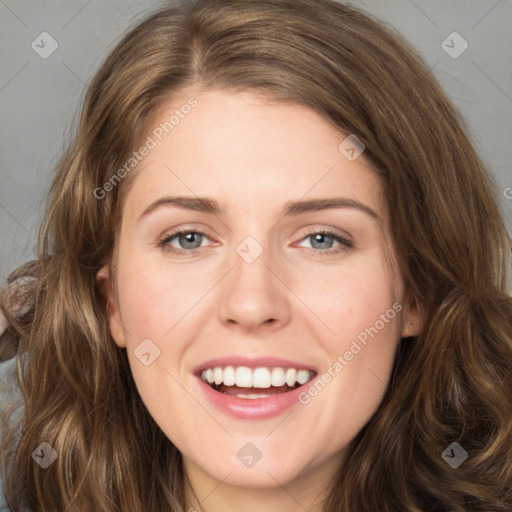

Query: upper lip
[193,356,318,376]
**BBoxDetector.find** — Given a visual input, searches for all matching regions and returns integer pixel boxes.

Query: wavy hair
[1,0,511,510]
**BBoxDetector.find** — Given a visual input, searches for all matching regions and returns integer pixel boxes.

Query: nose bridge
[233,233,273,289]
[217,232,291,330]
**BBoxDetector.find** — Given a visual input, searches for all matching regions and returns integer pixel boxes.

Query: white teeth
[253,368,271,388]
[236,393,271,399]
[200,366,315,388]
[235,367,252,387]
[214,367,223,385]
[223,366,236,386]
[285,368,296,387]
[296,369,310,385]
[271,367,286,387]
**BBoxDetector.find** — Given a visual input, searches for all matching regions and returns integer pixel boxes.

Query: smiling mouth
[199,366,316,399]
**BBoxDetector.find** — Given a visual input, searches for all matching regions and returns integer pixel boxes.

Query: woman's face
[98,88,420,495]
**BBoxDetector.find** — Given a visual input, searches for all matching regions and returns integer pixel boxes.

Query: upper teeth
[200,366,314,388]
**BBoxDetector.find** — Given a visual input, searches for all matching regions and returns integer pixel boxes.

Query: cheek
[117,261,194,425]
[293,257,399,342]
[293,257,401,409]
[116,256,198,339]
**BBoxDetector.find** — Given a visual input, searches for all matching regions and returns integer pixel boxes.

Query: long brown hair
[1,0,511,510]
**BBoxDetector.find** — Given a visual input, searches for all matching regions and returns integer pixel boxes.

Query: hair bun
[0,260,40,359]
[0,275,38,334]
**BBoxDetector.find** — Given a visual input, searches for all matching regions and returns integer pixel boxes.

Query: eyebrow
[138,195,380,221]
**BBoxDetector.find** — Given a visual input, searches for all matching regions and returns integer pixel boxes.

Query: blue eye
[158,227,353,256]
[173,232,205,250]
[295,229,353,254]
[159,230,211,254]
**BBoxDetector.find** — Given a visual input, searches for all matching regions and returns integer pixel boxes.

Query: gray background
[0,0,511,284]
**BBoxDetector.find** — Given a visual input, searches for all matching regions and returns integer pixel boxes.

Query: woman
[1,0,511,510]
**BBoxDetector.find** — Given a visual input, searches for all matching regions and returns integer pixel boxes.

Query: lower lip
[195,375,317,420]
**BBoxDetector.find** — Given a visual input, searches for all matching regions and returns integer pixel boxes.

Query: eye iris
[311,233,333,250]
[179,232,203,249]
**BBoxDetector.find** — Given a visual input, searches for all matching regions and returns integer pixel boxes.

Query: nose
[217,241,292,333]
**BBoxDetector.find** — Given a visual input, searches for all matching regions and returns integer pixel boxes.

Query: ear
[96,265,127,348]
[400,293,423,339]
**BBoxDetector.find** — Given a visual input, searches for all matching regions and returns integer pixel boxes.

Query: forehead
[121,88,387,223]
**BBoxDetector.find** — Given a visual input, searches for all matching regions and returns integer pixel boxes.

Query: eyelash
[158,227,353,257]
[299,227,353,255]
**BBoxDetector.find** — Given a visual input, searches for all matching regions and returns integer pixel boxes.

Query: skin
[97,88,421,512]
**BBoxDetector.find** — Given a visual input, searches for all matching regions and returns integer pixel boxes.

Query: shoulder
[0,356,23,512]
[0,357,20,411]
